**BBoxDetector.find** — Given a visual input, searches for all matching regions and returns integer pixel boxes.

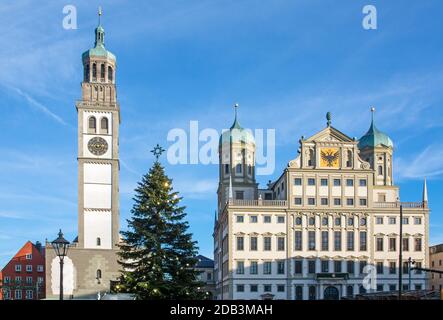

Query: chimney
[35,241,42,254]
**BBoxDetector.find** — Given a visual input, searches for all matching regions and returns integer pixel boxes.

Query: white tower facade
[76,18,120,250]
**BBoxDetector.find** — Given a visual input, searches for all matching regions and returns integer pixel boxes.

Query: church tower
[217,105,257,212]
[359,108,394,187]
[76,9,120,250]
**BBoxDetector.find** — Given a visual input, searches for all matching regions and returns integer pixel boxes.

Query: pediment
[305,126,355,144]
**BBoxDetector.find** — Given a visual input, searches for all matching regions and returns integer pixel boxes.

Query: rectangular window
[294,178,302,186]
[335,217,341,226]
[295,286,303,300]
[309,217,316,226]
[321,231,329,251]
[321,260,329,273]
[237,237,244,251]
[376,238,384,251]
[415,238,422,252]
[277,216,285,224]
[15,276,21,284]
[308,260,316,274]
[236,285,245,292]
[376,217,384,224]
[322,217,329,226]
[4,276,10,284]
[277,237,285,251]
[294,260,303,274]
[250,237,258,251]
[359,198,367,206]
[26,276,32,284]
[309,286,316,300]
[389,284,396,292]
[321,198,328,206]
[376,262,384,275]
[236,215,244,223]
[263,262,272,275]
[403,238,409,251]
[346,179,354,187]
[15,290,22,300]
[347,231,355,251]
[308,198,315,205]
[333,179,341,186]
[360,232,367,251]
[250,261,258,275]
[360,261,367,274]
[389,238,396,251]
[264,285,272,292]
[277,261,285,275]
[402,217,409,225]
[235,191,244,200]
[263,215,271,223]
[294,198,302,205]
[277,285,285,292]
[389,262,397,274]
[15,265,21,272]
[415,262,422,274]
[347,217,354,226]
[359,179,367,187]
[264,237,272,251]
[389,217,396,225]
[334,231,342,251]
[334,260,342,273]
[360,217,367,226]
[25,254,32,260]
[334,198,341,206]
[250,215,258,223]
[308,231,316,251]
[377,285,384,292]
[347,261,355,274]
[236,261,245,274]
[294,231,302,250]
[346,198,354,206]
[321,178,328,186]
[295,216,302,225]
[414,217,422,225]
[250,285,258,292]
[26,265,32,272]
[224,164,230,174]
[308,178,316,186]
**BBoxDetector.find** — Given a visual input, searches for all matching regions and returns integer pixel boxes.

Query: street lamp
[408,257,416,290]
[51,230,70,301]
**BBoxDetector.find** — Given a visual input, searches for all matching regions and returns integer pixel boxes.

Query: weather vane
[151,144,165,161]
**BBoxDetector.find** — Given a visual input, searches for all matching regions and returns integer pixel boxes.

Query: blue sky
[1,0,443,267]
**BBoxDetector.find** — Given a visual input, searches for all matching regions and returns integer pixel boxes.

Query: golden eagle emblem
[321,149,339,167]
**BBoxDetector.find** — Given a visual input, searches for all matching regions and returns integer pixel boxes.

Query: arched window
[88,116,97,133]
[92,63,97,79]
[96,237,101,246]
[100,64,105,80]
[96,269,102,280]
[236,164,242,174]
[84,64,90,82]
[108,66,113,82]
[378,166,383,176]
[101,117,109,134]
[308,149,315,166]
[346,285,354,297]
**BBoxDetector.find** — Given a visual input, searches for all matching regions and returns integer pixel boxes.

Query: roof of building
[196,255,214,268]
[358,109,394,149]
[82,13,116,62]
[220,104,255,146]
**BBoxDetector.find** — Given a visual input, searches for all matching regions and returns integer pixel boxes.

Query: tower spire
[98,6,102,25]
[423,177,428,207]
[371,107,376,126]
[95,7,105,47]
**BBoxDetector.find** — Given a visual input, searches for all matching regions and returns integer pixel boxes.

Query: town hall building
[213,109,430,300]
[45,11,121,299]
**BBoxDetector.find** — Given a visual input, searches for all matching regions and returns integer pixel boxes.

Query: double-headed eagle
[321,150,339,167]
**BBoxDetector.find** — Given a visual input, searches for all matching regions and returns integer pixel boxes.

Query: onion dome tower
[359,108,394,186]
[217,104,257,211]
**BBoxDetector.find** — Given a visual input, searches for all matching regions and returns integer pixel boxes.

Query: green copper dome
[219,107,255,145]
[358,111,393,149]
[82,22,116,62]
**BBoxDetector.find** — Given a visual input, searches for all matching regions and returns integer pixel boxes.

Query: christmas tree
[116,145,207,300]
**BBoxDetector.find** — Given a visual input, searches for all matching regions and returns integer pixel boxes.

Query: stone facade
[214,111,430,300]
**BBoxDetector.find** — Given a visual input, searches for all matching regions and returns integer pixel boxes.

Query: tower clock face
[88,137,108,156]
[320,147,340,168]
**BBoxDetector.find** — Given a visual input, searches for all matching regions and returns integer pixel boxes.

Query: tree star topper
[151,144,165,160]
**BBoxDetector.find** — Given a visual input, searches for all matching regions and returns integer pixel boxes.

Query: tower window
[224,164,230,175]
[101,117,109,134]
[247,164,252,175]
[96,237,101,246]
[88,116,97,133]
[84,64,90,82]
[108,66,113,82]
[96,269,102,281]
[347,150,353,167]
[378,166,383,176]
[100,64,105,80]
[92,63,97,79]
[236,164,242,174]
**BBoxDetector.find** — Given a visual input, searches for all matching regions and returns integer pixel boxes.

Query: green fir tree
[116,152,207,300]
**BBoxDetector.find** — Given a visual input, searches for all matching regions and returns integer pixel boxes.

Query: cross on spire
[98,6,102,25]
